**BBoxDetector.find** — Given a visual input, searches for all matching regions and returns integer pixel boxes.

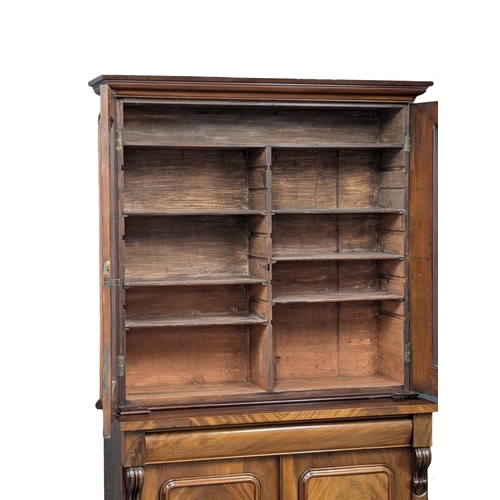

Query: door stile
[409,101,438,398]
[99,84,121,438]
[115,98,126,410]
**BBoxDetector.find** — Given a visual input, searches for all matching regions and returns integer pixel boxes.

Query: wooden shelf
[272,291,404,305]
[123,210,267,217]
[273,375,402,393]
[123,141,403,149]
[126,382,268,407]
[271,143,403,149]
[272,251,404,263]
[124,275,268,287]
[123,208,405,217]
[272,208,405,215]
[125,314,268,328]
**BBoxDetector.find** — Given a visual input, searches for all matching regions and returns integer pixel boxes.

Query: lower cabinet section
[140,449,410,500]
[111,407,435,500]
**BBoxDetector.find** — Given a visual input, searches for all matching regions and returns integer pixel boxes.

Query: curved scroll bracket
[412,447,432,497]
[125,466,144,500]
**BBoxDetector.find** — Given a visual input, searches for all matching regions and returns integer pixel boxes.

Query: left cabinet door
[143,457,279,500]
[98,84,122,438]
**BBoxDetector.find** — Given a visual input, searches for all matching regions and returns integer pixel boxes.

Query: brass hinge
[104,278,120,287]
[117,355,125,377]
[404,133,412,153]
[115,129,123,151]
[404,343,412,363]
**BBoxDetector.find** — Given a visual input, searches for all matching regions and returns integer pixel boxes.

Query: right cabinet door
[282,448,412,500]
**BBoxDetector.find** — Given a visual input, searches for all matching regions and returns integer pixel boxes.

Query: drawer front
[145,418,412,464]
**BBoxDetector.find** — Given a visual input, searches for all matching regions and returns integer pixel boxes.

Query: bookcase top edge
[88,74,433,103]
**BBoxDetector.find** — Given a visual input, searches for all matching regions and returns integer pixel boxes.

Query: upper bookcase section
[88,75,432,104]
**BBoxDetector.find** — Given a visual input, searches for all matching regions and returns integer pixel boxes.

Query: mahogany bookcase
[89,75,438,500]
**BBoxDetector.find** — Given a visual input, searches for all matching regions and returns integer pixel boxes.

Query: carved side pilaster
[125,466,144,500]
[412,447,431,497]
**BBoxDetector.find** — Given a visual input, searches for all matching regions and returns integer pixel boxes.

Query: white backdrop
[2,1,498,498]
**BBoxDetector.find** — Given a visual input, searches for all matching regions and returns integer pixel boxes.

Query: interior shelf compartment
[124,214,268,282]
[122,105,404,149]
[271,260,406,304]
[125,324,271,400]
[122,147,268,214]
[270,148,405,212]
[272,301,405,392]
[124,283,269,328]
[271,213,405,259]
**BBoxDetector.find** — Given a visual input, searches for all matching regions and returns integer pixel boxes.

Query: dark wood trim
[432,124,438,369]
[124,467,144,500]
[117,397,437,432]
[89,75,433,103]
[412,447,431,497]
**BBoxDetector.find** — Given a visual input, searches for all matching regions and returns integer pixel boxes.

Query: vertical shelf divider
[248,146,274,392]
[266,146,274,392]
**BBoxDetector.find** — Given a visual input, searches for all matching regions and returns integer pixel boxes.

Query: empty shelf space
[272,251,404,262]
[125,314,268,328]
[123,148,267,213]
[123,106,405,147]
[271,149,406,213]
[272,291,404,304]
[271,213,406,257]
[124,215,260,281]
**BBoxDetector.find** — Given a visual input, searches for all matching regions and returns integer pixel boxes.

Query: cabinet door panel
[282,448,411,500]
[161,474,260,500]
[299,465,393,500]
[143,457,278,500]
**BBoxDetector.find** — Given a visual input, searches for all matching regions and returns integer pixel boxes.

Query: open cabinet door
[409,101,438,398]
[98,85,121,438]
